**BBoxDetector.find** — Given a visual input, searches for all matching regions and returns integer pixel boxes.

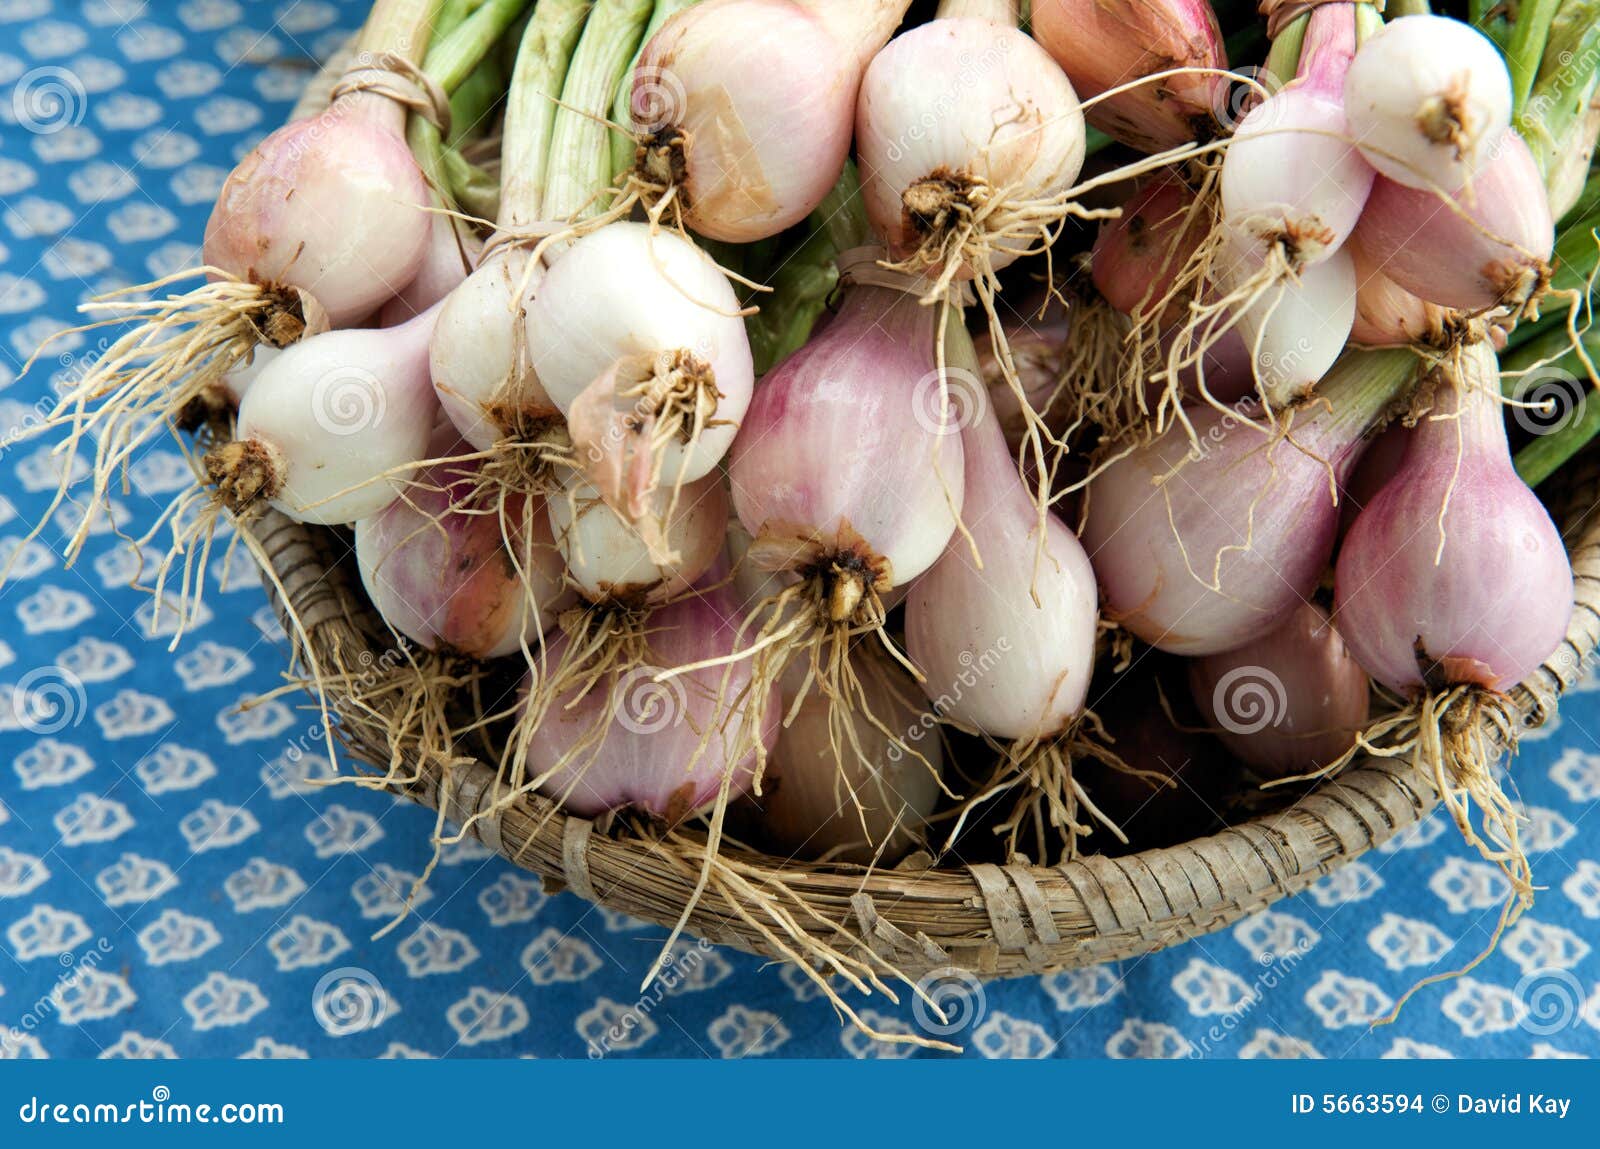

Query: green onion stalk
[1516,0,1600,218]
[609,0,700,177]
[1508,324,1600,487]
[542,0,654,223]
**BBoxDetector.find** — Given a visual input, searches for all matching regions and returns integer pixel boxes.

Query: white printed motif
[266,915,349,971]
[99,1032,178,1060]
[134,744,216,794]
[95,854,176,907]
[178,798,258,852]
[223,858,305,912]
[6,904,91,960]
[1105,1019,1190,1060]
[183,972,268,1031]
[137,908,221,966]
[1303,972,1394,1029]
[445,987,529,1047]
[0,1,1594,1066]
[396,925,479,979]
[54,793,133,845]
[520,929,602,986]
[1040,965,1124,1012]
[351,864,428,920]
[1366,913,1455,971]
[707,1005,791,1059]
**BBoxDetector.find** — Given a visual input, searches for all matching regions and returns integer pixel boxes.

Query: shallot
[1081,349,1415,656]
[1189,601,1370,778]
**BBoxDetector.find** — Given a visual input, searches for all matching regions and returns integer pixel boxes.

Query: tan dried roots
[946,711,1155,866]
[8,272,306,577]
[1281,686,1534,1021]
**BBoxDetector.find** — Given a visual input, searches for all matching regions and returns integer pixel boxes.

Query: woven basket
[248,452,1600,983]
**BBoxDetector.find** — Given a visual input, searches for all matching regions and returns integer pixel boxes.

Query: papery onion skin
[1189,601,1369,778]
[549,471,728,605]
[633,0,898,243]
[356,429,572,659]
[729,284,963,590]
[760,649,942,864]
[1080,350,1414,656]
[905,385,1098,742]
[1031,0,1226,152]
[1352,130,1554,314]
[523,222,753,486]
[1334,349,1573,695]
[203,98,430,327]
[1219,6,1373,267]
[1342,14,1512,193]
[220,303,442,525]
[854,17,1085,274]
[525,582,780,820]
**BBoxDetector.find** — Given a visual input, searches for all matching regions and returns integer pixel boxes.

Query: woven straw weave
[248,451,1600,981]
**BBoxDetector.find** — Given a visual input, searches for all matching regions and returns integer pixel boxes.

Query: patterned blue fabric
[0,0,1597,1061]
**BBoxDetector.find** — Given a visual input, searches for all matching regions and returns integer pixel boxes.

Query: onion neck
[343,0,445,134]
[544,0,653,225]
[832,282,937,353]
[935,0,1016,23]
[1293,4,1357,97]
[1415,352,1512,461]
[1302,348,1417,461]
[796,0,912,73]
[499,0,590,227]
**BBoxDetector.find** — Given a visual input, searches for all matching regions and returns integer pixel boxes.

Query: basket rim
[249,452,1600,981]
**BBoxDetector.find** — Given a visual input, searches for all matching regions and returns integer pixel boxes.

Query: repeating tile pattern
[0,0,1597,1059]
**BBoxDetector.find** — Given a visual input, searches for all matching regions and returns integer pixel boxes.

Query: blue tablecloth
[1,0,1597,1060]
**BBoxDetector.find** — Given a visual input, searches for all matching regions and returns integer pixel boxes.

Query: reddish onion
[1334,348,1573,695]
[523,581,780,820]
[631,0,908,242]
[1352,130,1555,315]
[1080,349,1415,656]
[1031,0,1226,152]
[760,649,943,864]
[355,428,571,660]
[1189,601,1370,778]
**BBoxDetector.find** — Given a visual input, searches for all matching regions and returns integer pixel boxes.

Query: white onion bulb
[1343,14,1512,192]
